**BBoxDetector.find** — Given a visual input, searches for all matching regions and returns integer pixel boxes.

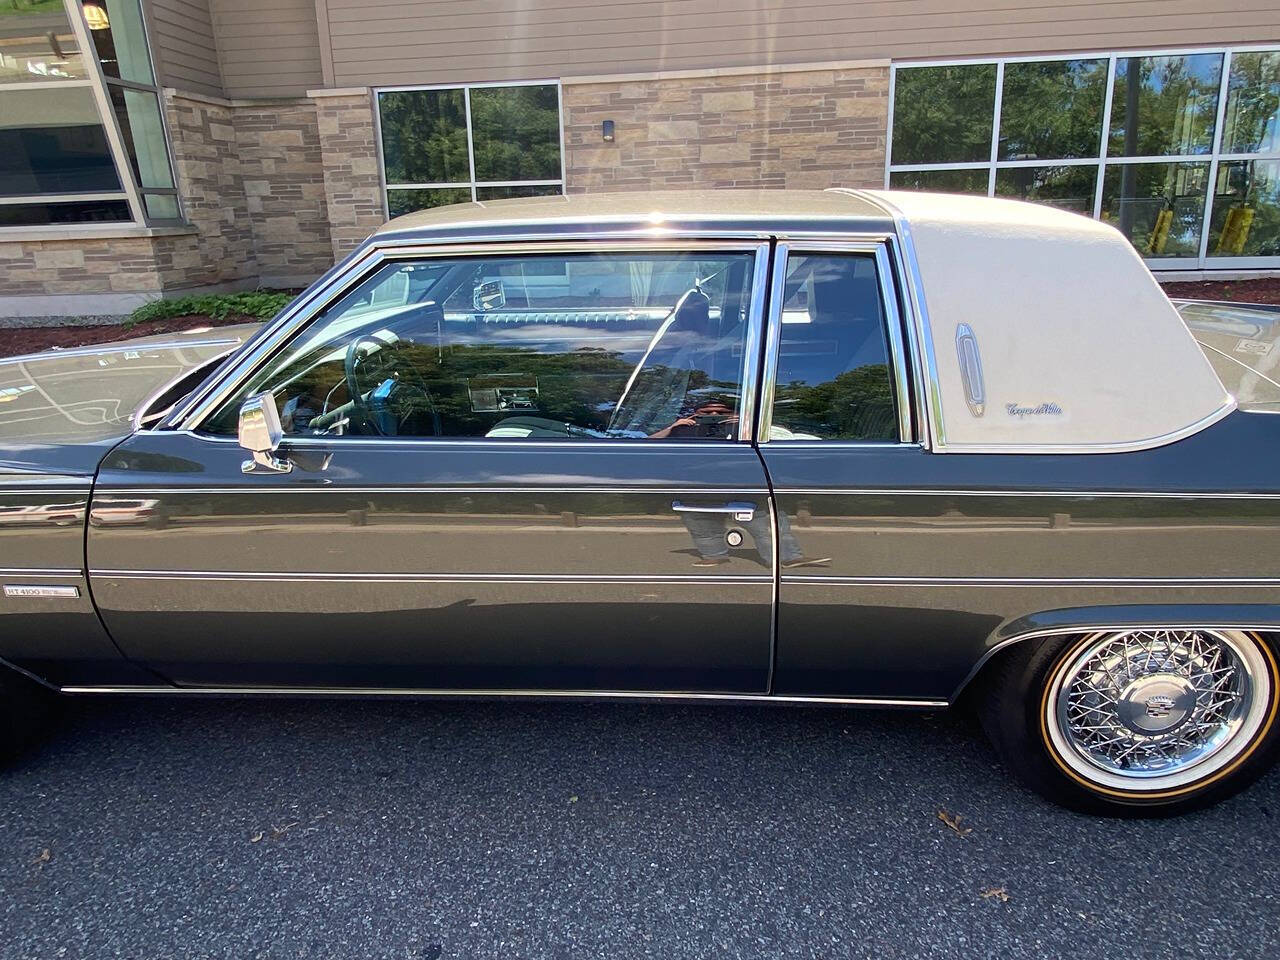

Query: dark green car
[3,189,1279,816]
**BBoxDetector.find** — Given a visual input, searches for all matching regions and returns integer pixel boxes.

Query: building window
[888,47,1280,268]
[375,81,564,217]
[0,0,180,229]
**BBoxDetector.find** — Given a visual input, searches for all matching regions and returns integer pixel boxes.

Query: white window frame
[0,0,182,233]
[886,44,1280,271]
[372,78,567,216]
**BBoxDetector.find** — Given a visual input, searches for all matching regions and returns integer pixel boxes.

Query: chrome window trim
[177,236,772,438]
[54,685,947,709]
[852,191,942,449]
[163,429,780,456]
[756,239,916,446]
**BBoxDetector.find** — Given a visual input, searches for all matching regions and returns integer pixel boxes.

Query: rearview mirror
[239,392,292,474]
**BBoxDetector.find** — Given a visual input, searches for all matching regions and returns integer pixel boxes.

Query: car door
[87,240,776,693]
[753,242,932,699]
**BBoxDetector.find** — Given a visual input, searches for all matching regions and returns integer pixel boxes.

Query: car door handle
[671,500,756,522]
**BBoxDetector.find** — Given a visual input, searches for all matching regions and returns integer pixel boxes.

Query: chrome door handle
[671,500,756,522]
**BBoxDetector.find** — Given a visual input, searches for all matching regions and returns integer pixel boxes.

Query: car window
[768,253,898,442]
[202,251,758,441]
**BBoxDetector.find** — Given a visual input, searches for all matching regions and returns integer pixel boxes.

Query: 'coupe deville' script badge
[1005,402,1063,419]
[3,584,79,599]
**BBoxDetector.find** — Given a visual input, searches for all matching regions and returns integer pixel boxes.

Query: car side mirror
[239,392,292,474]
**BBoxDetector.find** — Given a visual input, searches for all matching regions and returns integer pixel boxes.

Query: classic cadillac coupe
[3,189,1279,816]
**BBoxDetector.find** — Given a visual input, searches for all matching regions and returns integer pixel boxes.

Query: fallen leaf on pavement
[937,809,973,837]
[249,831,264,843]
[31,849,50,869]
[981,887,1010,903]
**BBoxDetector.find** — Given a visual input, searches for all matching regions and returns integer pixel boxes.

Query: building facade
[2,0,1279,319]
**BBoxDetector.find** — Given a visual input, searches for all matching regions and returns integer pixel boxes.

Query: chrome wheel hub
[1045,629,1272,792]
[1114,674,1197,734]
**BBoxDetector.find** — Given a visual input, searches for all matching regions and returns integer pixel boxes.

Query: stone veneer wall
[0,236,183,299]
[231,100,334,285]
[562,64,888,192]
[313,90,385,259]
[160,91,257,289]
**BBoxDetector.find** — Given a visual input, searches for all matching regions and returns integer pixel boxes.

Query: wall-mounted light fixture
[602,120,615,142]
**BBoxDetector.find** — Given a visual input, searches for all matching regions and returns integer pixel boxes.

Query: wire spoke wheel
[1043,629,1275,795]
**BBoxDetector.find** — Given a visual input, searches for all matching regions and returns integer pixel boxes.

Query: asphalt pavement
[0,696,1277,959]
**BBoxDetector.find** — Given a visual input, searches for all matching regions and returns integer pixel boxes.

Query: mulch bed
[1160,277,1280,305]
[0,314,259,358]
[2,277,1280,359]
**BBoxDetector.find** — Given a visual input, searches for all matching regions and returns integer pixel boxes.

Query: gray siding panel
[323,0,1280,86]
[209,0,324,98]
[148,0,223,96]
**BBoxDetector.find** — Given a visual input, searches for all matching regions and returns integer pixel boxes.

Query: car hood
[0,323,259,476]
[1174,299,1280,412]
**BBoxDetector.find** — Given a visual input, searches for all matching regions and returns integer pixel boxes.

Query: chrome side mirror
[239,392,292,474]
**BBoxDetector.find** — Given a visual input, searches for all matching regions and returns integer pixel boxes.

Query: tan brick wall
[562,65,888,192]
[232,101,333,284]
[314,91,385,259]
[162,92,257,288]
[0,237,171,298]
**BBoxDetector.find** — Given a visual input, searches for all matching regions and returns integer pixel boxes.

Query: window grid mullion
[1199,51,1235,264]
[987,61,1004,196]
[60,0,146,226]
[463,86,478,202]
[1094,56,1117,220]
[889,44,1280,265]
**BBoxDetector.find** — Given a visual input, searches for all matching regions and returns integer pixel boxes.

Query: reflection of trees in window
[274,338,730,439]
[1222,52,1280,154]
[892,64,996,165]
[469,85,561,182]
[1102,162,1209,257]
[888,168,988,194]
[1209,161,1280,257]
[378,90,469,184]
[1109,55,1222,158]
[1000,60,1107,161]
[994,165,1097,213]
[773,364,896,441]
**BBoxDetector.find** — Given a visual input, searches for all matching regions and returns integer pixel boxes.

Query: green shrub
[126,290,297,327]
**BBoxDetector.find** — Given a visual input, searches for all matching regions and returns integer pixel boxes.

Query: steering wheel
[340,335,442,437]
[343,335,396,434]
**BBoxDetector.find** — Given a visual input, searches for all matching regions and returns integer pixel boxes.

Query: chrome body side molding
[55,685,947,709]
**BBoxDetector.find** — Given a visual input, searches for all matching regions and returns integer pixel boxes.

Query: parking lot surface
[1,696,1277,959]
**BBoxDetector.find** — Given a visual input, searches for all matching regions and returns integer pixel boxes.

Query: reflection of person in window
[649,397,739,440]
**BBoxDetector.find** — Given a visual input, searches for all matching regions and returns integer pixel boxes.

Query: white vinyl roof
[865,190,1235,453]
